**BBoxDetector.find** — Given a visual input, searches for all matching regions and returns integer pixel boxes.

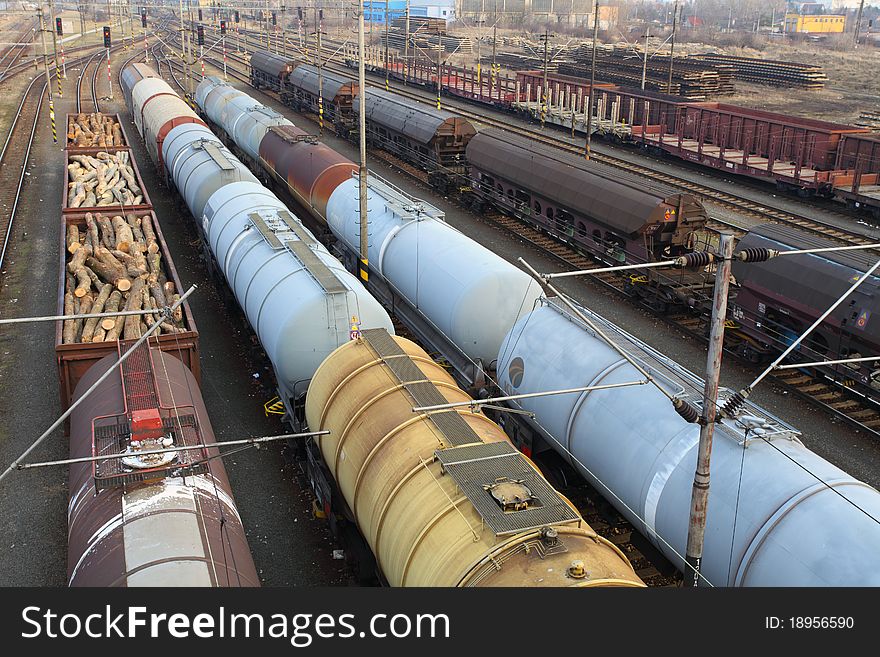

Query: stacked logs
[67,151,144,209]
[67,113,125,148]
[62,212,186,344]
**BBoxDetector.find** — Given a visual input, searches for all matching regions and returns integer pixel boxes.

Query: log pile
[67,113,125,148]
[66,151,144,209]
[62,212,186,344]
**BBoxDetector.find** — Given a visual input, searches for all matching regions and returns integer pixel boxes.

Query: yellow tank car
[305,328,645,588]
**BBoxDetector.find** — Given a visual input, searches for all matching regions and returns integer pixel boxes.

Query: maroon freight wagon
[831,133,880,217]
[641,102,871,192]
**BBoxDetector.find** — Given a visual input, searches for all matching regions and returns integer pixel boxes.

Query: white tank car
[325,175,540,368]
[496,298,880,586]
[162,123,259,220]
[197,77,293,161]
[203,182,395,403]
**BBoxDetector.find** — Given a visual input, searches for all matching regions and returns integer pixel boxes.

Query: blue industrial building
[364,0,456,24]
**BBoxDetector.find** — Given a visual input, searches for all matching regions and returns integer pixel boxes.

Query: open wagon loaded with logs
[65,151,148,210]
[66,113,127,149]
[62,211,188,345]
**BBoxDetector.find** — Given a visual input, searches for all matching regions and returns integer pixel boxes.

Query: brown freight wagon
[645,102,871,189]
[832,133,880,217]
[62,147,153,216]
[65,112,131,153]
[56,209,200,411]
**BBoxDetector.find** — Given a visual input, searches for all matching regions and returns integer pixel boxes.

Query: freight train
[244,54,880,403]
[126,62,646,588]
[248,55,476,191]
[60,103,258,586]
[191,76,880,586]
[343,47,880,220]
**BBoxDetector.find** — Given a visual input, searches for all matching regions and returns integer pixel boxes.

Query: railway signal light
[234,10,240,23]
[198,8,203,22]
[272,12,277,25]
[297,8,302,20]
[103,26,111,48]
[197,25,205,46]
[220,20,227,35]
[55,17,63,36]
[140,8,147,28]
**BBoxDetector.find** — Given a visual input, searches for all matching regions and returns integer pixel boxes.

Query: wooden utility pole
[854,0,865,47]
[667,0,678,94]
[357,0,369,286]
[683,231,735,587]
[585,1,598,159]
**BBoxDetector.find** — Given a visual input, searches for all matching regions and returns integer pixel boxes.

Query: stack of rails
[856,109,880,132]
[380,16,472,54]
[484,51,570,72]
[563,44,734,99]
[58,110,199,410]
[690,53,827,90]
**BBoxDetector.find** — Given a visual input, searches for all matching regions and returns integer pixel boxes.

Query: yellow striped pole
[49,100,57,143]
[56,65,63,97]
[359,258,369,282]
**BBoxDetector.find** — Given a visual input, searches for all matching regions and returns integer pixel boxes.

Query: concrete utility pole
[48,0,65,79]
[357,0,369,286]
[641,25,648,90]
[436,31,442,109]
[492,0,497,87]
[667,0,678,94]
[540,28,548,126]
[404,0,410,81]
[683,231,735,587]
[317,7,324,134]
[585,0,598,159]
[37,7,58,143]
[854,0,865,47]
[384,0,389,88]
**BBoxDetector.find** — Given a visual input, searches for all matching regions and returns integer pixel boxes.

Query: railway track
[0,75,45,274]
[0,20,35,82]
[1,42,130,274]
[75,50,102,113]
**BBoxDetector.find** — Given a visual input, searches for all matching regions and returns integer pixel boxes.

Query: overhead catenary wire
[0,285,197,487]
[518,256,678,404]
[17,430,331,470]
[411,380,650,413]
[0,307,175,325]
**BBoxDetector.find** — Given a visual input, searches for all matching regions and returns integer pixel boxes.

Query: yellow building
[783,12,846,33]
